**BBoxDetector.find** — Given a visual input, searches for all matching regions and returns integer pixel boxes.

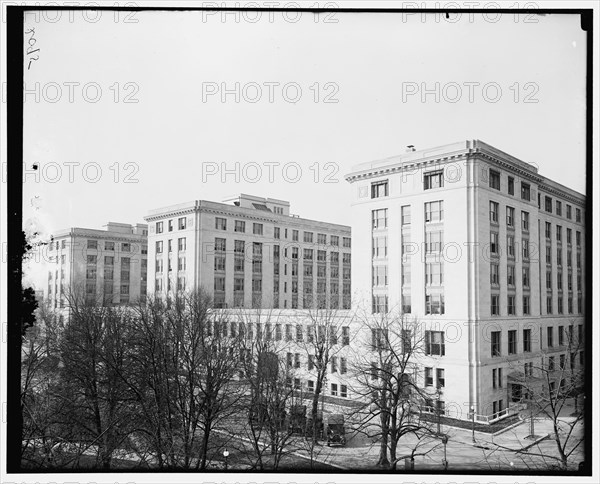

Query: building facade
[46,222,148,308]
[144,194,352,311]
[345,139,586,423]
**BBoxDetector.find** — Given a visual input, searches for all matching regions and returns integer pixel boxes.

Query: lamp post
[441,434,449,470]
[223,448,229,470]
[470,405,476,443]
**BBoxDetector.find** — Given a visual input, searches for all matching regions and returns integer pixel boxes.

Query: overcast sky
[20,8,587,287]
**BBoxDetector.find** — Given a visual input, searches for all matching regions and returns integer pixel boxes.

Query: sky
[18,7,589,287]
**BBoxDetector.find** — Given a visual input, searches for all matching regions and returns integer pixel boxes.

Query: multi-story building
[46,222,148,308]
[345,139,585,423]
[144,194,352,311]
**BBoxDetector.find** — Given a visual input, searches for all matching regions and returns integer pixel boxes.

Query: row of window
[156,217,187,234]
[213,217,351,247]
[374,202,444,230]
[544,222,582,247]
[491,294,530,316]
[542,194,582,222]
[490,324,583,357]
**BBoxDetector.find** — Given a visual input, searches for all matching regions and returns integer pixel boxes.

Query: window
[330,356,337,373]
[507,265,515,286]
[425,331,445,356]
[508,176,514,195]
[253,223,263,235]
[558,296,564,314]
[576,208,581,222]
[304,231,313,243]
[492,368,498,389]
[156,221,163,234]
[373,236,388,258]
[304,248,313,261]
[545,196,553,213]
[215,217,227,230]
[557,248,563,266]
[371,180,389,198]
[105,241,115,251]
[425,262,443,285]
[292,230,299,241]
[331,383,338,397]
[424,170,444,190]
[234,220,245,233]
[491,331,501,357]
[491,294,500,315]
[521,211,529,231]
[178,237,186,251]
[401,205,411,225]
[489,201,499,223]
[556,225,562,243]
[372,295,388,314]
[546,295,553,314]
[490,263,499,285]
[556,201,562,216]
[507,235,515,257]
[424,201,443,222]
[330,235,339,246]
[506,206,514,227]
[523,295,530,315]
[519,328,529,351]
[522,239,529,259]
[372,209,388,229]
[507,295,515,315]
[566,204,572,219]
[343,237,351,248]
[558,325,565,346]
[214,276,226,292]
[521,182,530,201]
[522,267,530,288]
[340,384,348,398]
[489,169,501,190]
[168,220,173,232]
[425,293,444,315]
[87,239,98,249]
[436,368,445,388]
[317,233,326,245]
[490,232,499,254]
[178,217,186,230]
[307,380,314,392]
[425,367,433,386]
[508,330,517,354]
[294,353,301,369]
[567,228,572,245]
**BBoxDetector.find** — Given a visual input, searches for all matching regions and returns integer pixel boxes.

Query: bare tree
[296,305,353,465]
[349,309,434,469]
[234,308,300,471]
[503,322,585,470]
[127,289,243,469]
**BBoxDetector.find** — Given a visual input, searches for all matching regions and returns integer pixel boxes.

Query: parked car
[326,413,346,446]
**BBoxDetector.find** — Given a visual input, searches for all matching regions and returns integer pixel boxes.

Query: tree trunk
[377,430,389,466]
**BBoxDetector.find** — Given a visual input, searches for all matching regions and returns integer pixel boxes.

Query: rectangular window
[105,241,115,251]
[425,367,433,386]
[489,169,501,190]
[292,230,299,241]
[436,368,445,388]
[168,220,173,232]
[330,235,339,246]
[567,228,572,245]
[425,262,443,285]
[576,208,581,222]
[371,180,389,198]
[490,263,499,285]
[340,384,348,398]
[425,331,445,356]
[507,295,515,315]
[545,222,552,239]
[556,200,562,216]
[178,217,186,230]
[424,170,444,190]
[507,235,515,257]
[343,237,351,248]
[401,205,411,225]
[490,232,499,254]
[556,225,562,243]
[330,356,337,373]
[491,331,501,357]
[506,206,514,227]
[253,223,263,235]
[523,295,530,315]
[317,233,327,245]
[234,220,245,233]
[545,196,553,213]
[178,237,186,251]
[522,239,530,259]
[215,217,227,230]
[523,329,531,352]
[522,267,530,288]
[521,182,530,201]
[304,231,313,243]
[507,265,515,286]
[87,239,98,249]
[424,201,443,223]
[491,294,500,315]
[492,368,497,389]
[508,176,514,195]
[521,211,529,231]
[425,293,444,315]
[508,330,517,355]
[156,221,163,234]
[331,383,338,397]
[372,209,388,229]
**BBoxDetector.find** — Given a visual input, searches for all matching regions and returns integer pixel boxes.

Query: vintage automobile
[326,413,346,447]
